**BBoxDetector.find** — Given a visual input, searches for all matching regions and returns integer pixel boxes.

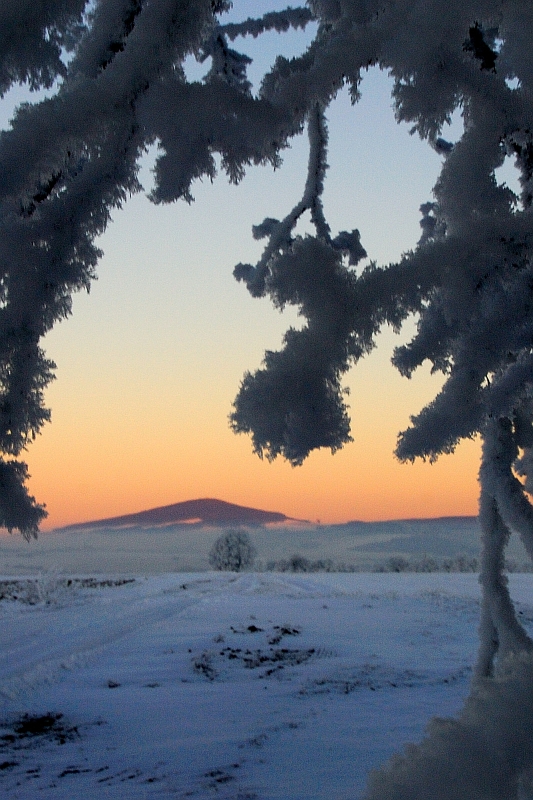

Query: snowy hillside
[2,571,533,799]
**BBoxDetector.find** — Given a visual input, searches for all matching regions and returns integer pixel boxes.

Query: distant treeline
[255,554,533,573]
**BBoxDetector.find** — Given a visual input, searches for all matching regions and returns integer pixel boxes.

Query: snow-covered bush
[373,555,478,573]
[267,554,336,572]
[209,530,256,572]
[383,556,411,574]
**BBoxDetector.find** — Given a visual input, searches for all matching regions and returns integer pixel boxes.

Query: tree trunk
[362,417,533,799]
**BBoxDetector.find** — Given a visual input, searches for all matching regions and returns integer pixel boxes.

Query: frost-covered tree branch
[0,0,309,535]
[220,7,313,41]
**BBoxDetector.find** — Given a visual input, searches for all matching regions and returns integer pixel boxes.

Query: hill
[57,498,299,530]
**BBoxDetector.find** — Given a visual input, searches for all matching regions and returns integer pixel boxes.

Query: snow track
[0,574,236,702]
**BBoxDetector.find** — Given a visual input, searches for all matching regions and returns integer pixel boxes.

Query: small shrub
[442,555,478,573]
[265,556,352,572]
[385,556,411,573]
[287,554,310,572]
[415,555,439,573]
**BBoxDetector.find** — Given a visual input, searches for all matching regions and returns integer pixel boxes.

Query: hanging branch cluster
[231,103,367,464]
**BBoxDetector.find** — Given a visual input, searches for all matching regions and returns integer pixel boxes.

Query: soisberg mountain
[58,498,302,530]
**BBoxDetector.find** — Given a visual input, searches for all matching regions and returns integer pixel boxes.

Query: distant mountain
[58,498,300,530]
[340,515,478,528]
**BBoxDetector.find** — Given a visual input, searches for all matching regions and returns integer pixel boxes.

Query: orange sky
[26,306,481,530]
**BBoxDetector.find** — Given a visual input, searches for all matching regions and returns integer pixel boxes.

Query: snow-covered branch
[220,7,314,41]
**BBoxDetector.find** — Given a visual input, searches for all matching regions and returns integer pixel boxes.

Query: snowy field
[2,571,533,799]
[3,517,531,574]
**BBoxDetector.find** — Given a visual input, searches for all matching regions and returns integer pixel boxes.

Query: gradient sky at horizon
[1,1,501,530]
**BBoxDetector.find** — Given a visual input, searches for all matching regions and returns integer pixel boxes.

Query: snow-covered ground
[1,572,532,799]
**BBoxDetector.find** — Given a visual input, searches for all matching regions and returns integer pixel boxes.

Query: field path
[0,574,234,702]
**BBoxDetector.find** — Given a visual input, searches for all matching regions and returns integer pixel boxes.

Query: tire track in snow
[0,575,235,703]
